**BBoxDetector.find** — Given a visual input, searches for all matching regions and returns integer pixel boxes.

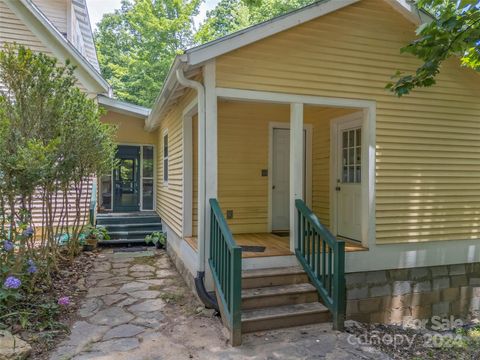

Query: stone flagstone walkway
[50,248,388,360]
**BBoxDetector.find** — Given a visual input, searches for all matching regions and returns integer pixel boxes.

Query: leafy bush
[145,231,166,248]
[82,225,110,241]
[0,44,116,334]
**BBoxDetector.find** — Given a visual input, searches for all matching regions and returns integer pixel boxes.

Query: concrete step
[98,238,150,245]
[242,266,309,289]
[97,213,161,225]
[103,223,162,232]
[108,230,156,240]
[241,302,330,333]
[241,283,318,310]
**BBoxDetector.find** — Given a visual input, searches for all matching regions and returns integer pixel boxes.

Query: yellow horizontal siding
[218,101,354,234]
[156,88,197,237]
[101,111,156,145]
[216,0,480,244]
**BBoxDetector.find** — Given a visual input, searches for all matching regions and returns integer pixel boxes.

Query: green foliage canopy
[387,0,480,96]
[195,0,315,47]
[95,0,201,107]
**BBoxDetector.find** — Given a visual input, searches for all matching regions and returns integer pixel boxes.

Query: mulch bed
[345,320,480,360]
[19,250,98,359]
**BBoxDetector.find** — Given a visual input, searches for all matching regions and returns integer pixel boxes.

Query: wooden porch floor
[184,233,366,259]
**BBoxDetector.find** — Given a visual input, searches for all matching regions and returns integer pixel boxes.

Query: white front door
[272,128,290,230]
[336,117,362,241]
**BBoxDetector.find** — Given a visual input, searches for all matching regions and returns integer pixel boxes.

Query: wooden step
[242,266,309,289]
[241,302,330,333]
[241,283,318,310]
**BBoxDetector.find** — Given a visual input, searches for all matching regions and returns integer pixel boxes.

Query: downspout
[176,66,218,310]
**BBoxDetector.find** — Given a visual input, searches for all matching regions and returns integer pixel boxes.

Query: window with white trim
[163,131,168,185]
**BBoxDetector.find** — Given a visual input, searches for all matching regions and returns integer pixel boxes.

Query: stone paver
[50,249,388,360]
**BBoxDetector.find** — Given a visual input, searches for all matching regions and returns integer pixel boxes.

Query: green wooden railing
[208,198,242,345]
[89,181,97,226]
[295,199,346,330]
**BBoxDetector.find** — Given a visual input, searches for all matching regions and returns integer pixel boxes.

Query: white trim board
[347,239,480,273]
[182,98,198,238]
[216,88,376,109]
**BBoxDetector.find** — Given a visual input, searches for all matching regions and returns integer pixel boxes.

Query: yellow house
[5,0,480,346]
[142,0,480,345]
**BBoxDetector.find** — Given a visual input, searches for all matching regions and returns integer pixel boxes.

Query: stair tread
[242,302,328,322]
[99,238,149,243]
[104,223,162,227]
[242,283,316,299]
[242,266,305,279]
[109,230,160,234]
[97,212,158,217]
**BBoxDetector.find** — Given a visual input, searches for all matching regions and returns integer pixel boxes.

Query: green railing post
[333,241,346,330]
[231,246,242,345]
[209,198,242,346]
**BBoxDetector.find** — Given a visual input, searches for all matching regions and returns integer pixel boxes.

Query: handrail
[295,199,346,330]
[89,180,97,226]
[208,198,242,345]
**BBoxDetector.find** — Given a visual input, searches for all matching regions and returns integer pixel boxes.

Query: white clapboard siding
[32,0,68,35]
[29,179,93,227]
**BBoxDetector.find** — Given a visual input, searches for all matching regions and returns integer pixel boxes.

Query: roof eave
[98,95,151,118]
[145,56,185,131]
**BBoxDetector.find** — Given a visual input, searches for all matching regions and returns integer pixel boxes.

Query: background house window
[163,132,168,184]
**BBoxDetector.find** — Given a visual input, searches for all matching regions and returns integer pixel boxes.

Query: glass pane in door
[142,179,154,210]
[100,175,112,210]
[143,146,154,178]
[341,128,361,184]
[114,146,140,212]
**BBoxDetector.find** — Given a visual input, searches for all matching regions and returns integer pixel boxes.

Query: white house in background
[0,0,152,227]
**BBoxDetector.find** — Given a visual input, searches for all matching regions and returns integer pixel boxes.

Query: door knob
[335,186,341,191]
[272,185,276,190]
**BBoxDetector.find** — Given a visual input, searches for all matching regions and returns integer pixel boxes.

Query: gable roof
[4,0,110,94]
[146,0,430,130]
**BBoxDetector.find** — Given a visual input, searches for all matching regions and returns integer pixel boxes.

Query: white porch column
[290,103,304,251]
[203,60,217,289]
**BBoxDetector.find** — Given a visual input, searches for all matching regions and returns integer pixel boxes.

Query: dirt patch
[346,320,480,360]
[21,251,97,359]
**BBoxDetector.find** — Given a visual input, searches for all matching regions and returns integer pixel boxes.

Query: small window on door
[342,128,361,183]
[163,132,168,185]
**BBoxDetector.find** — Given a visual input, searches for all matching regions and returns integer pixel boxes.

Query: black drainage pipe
[195,271,218,311]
